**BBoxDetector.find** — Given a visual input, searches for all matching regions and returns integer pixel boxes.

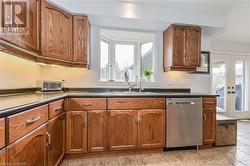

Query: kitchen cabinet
[41,0,73,61]
[66,111,87,154]
[47,113,65,166]
[87,110,107,152]
[163,24,201,72]
[7,124,47,166]
[73,16,90,67]
[0,0,40,52]
[0,118,5,149]
[138,109,165,148]
[202,97,216,147]
[108,110,138,150]
[0,148,6,165]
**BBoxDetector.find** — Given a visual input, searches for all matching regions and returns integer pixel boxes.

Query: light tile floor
[61,121,250,166]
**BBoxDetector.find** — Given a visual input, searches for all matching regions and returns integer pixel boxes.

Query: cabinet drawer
[108,98,165,110]
[70,98,106,110]
[203,97,216,108]
[49,99,64,119]
[0,118,5,149]
[7,105,48,144]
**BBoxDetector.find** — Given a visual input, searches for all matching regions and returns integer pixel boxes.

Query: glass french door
[212,55,249,118]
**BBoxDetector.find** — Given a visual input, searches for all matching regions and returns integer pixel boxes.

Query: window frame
[99,35,156,83]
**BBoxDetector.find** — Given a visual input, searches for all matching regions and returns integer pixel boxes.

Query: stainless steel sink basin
[108,91,158,95]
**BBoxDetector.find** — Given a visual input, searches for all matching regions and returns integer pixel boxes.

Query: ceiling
[51,0,250,43]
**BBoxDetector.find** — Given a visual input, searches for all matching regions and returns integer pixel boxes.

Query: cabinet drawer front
[70,98,106,110]
[203,97,216,108]
[108,98,165,110]
[8,105,49,144]
[0,118,5,149]
[49,99,64,119]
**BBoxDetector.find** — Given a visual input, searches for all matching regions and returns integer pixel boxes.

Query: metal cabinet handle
[54,107,63,111]
[26,116,41,125]
[83,117,87,127]
[80,103,92,106]
[46,132,51,146]
[203,113,207,121]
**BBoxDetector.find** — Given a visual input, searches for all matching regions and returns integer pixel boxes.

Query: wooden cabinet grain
[66,111,87,154]
[163,24,201,72]
[73,16,90,66]
[87,110,107,152]
[0,118,5,149]
[0,0,40,52]
[7,124,47,166]
[138,109,165,148]
[47,113,65,166]
[0,148,6,165]
[203,108,216,145]
[108,110,138,151]
[41,0,73,61]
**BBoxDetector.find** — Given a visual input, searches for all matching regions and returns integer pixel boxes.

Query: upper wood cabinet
[73,16,90,67]
[41,0,73,61]
[66,111,87,154]
[47,113,65,166]
[163,24,201,72]
[138,109,165,148]
[0,0,40,52]
[7,124,47,166]
[108,110,138,151]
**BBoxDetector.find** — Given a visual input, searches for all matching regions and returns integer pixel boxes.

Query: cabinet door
[66,111,87,154]
[172,27,185,66]
[138,109,165,148]
[73,16,89,65]
[184,27,201,67]
[0,0,40,52]
[88,110,107,152]
[0,148,6,165]
[41,0,73,61]
[7,124,47,166]
[48,113,65,166]
[108,110,138,151]
[203,108,216,145]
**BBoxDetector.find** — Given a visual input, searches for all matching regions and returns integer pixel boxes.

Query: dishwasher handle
[168,102,195,105]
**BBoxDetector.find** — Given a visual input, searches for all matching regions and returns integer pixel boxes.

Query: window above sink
[100,29,157,83]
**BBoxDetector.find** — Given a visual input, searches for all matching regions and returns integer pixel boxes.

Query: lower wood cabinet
[87,110,107,152]
[7,124,47,166]
[66,111,87,154]
[138,109,165,148]
[47,113,65,166]
[203,108,216,145]
[0,148,6,165]
[108,110,138,151]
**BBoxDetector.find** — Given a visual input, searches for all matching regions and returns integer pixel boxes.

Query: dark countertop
[0,91,218,118]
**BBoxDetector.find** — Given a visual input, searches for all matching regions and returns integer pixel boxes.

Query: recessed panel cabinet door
[184,27,201,67]
[0,148,6,165]
[66,111,87,154]
[7,124,47,166]
[138,109,165,148]
[41,0,73,61]
[172,27,185,67]
[108,110,138,151]
[48,113,65,166]
[0,0,40,52]
[203,108,216,145]
[73,16,89,65]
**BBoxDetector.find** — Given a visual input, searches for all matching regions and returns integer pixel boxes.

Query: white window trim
[100,36,156,83]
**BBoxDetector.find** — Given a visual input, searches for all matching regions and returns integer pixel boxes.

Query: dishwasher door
[166,98,202,148]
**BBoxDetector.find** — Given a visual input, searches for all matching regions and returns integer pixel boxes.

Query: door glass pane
[235,60,246,112]
[100,40,109,81]
[212,61,226,112]
[114,44,135,81]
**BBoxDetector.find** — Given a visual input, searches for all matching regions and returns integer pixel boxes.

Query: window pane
[212,62,226,112]
[114,44,135,81]
[235,60,246,111]
[100,40,109,81]
[141,42,153,72]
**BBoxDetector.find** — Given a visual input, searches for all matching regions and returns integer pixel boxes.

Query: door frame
[211,52,250,119]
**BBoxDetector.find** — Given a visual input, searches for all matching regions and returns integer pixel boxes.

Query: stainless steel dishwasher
[166,98,202,148]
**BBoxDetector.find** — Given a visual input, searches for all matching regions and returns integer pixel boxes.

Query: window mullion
[109,41,115,81]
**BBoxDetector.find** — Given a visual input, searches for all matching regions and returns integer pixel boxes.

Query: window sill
[96,81,160,87]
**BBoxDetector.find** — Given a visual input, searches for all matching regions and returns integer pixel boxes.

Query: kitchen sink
[108,91,158,95]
